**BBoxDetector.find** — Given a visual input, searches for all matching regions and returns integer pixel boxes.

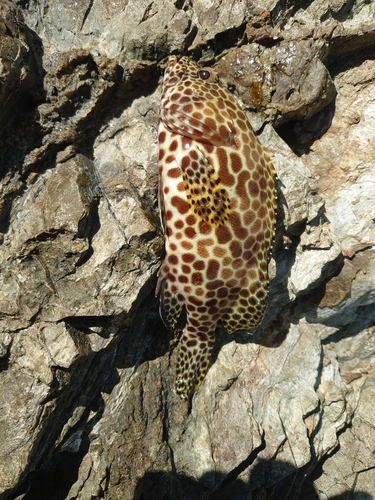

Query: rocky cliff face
[1,1,374,498]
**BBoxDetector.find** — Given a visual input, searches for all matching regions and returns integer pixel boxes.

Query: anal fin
[157,262,184,331]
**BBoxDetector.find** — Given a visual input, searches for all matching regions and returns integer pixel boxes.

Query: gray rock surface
[1,0,375,498]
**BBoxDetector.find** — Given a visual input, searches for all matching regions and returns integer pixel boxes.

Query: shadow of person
[134,454,374,500]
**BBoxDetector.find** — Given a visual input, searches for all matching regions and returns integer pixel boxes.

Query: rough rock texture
[0,0,375,499]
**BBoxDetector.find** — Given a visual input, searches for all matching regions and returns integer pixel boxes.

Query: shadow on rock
[133,455,373,500]
[1,286,170,500]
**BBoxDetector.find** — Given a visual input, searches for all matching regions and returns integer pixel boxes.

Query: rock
[0,0,36,129]
[296,56,375,258]
[216,40,336,126]
[1,0,375,499]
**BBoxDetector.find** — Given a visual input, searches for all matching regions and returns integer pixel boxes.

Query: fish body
[157,56,276,400]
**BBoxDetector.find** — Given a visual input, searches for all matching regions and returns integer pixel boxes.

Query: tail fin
[174,319,216,400]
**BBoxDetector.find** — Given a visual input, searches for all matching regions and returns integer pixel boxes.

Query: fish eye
[197,68,217,83]
[198,69,210,80]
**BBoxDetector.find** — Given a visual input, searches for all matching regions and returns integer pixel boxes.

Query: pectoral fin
[178,143,231,227]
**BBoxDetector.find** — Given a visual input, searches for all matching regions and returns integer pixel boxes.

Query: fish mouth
[162,55,200,88]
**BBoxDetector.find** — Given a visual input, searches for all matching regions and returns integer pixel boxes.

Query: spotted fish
[157,56,276,400]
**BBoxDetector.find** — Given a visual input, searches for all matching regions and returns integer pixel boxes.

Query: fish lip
[162,56,198,88]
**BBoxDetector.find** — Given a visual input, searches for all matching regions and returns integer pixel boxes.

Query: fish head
[160,56,236,147]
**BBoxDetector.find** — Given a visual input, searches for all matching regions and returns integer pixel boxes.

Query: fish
[156,56,277,400]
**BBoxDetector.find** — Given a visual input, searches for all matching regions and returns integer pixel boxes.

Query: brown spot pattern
[157,56,277,401]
